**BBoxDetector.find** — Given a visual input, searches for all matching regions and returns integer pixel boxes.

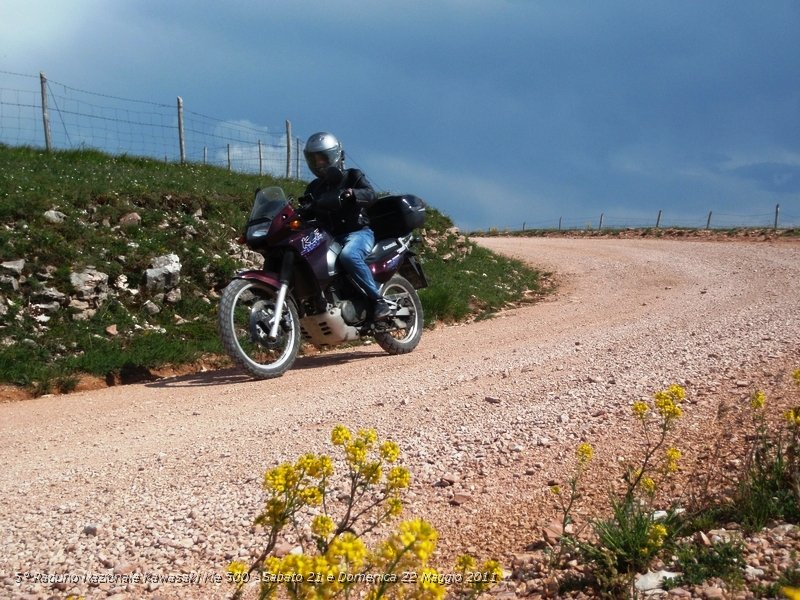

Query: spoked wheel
[374,275,423,355]
[218,279,301,378]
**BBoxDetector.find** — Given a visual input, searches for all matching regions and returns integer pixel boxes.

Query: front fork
[268,252,294,340]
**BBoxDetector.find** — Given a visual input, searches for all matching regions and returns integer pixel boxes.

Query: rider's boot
[373,297,393,320]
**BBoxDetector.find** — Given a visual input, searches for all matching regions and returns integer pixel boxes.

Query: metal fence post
[258,140,263,176]
[775,204,780,229]
[706,211,712,230]
[296,137,301,179]
[39,72,52,151]
[656,210,662,228]
[177,96,185,164]
[285,120,292,179]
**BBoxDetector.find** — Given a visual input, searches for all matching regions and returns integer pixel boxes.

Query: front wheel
[218,279,301,378]
[374,275,423,355]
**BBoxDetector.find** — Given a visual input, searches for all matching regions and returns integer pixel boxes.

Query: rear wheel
[218,279,301,378]
[374,275,423,355]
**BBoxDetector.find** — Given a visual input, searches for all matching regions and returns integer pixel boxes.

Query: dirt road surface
[2,237,799,599]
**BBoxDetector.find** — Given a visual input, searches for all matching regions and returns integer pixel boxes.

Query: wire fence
[1,70,798,230]
[0,70,314,180]
[516,206,799,232]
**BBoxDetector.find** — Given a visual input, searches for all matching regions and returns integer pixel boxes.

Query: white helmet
[303,132,344,177]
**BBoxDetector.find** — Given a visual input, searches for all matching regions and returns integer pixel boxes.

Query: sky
[2,0,799,231]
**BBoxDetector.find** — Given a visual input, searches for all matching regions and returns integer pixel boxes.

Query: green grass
[662,539,745,590]
[0,144,547,393]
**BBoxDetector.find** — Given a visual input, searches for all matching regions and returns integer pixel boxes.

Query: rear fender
[398,253,428,289]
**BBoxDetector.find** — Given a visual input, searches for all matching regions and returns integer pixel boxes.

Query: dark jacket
[303,168,377,236]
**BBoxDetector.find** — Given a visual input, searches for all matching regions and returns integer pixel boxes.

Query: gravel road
[1,237,799,599]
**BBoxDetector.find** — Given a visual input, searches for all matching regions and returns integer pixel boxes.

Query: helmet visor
[304,151,332,177]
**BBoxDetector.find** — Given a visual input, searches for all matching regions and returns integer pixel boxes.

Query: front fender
[232,269,281,289]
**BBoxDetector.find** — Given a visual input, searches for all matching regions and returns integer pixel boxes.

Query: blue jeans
[337,228,382,301]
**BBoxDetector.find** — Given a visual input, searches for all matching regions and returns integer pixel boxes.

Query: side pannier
[367,194,426,240]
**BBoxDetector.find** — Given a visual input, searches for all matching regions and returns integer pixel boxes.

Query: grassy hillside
[0,144,546,395]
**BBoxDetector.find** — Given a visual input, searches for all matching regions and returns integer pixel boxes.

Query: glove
[340,188,355,204]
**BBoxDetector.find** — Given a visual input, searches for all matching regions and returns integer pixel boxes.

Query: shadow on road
[144,349,387,390]
[291,349,386,370]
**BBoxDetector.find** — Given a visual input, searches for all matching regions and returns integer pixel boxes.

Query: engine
[338,299,366,325]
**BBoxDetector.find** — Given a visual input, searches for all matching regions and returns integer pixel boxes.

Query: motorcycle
[218,167,428,379]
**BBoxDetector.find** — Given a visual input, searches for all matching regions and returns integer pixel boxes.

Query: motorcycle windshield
[249,186,287,222]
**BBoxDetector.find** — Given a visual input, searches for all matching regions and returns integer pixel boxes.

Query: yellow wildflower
[397,519,438,561]
[785,408,800,427]
[387,466,411,490]
[647,523,668,548]
[417,568,446,600]
[483,559,503,582]
[793,369,800,385]
[227,560,248,577]
[386,496,404,517]
[380,440,401,463]
[264,463,299,493]
[311,514,335,538]
[665,447,681,473]
[655,384,686,421]
[299,486,323,506]
[669,384,686,400]
[654,392,683,421]
[782,587,800,600]
[328,532,368,568]
[363,461,383,485]
[455,554,476,572]
[305,454,333,478]
[331,424,351,446]
[750,390,766,410]
[641,477,656,495]
[345,441,368,467]
[550,485,561,495]
[632,400,649,420]
[263,497,289,523]
[280,553,312,578]
[376,538,399,563]
[576,442,594,465]
[357,428,378,446]
[262,555,282,576]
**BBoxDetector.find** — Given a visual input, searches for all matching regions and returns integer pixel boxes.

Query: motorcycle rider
[301,132,394,320]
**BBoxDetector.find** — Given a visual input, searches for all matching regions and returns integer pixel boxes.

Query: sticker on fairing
[301,229,325,255]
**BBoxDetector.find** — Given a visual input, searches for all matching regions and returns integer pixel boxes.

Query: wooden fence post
[227,144,231,171]
[39,72,52,151]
